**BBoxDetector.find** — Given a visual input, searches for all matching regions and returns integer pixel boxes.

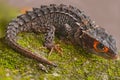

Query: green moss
[0,3,120,80]
[0,67,13,80]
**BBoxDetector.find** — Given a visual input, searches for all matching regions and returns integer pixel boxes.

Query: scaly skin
[5,4,118,67]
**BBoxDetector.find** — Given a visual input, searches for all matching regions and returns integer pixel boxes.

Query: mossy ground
[0,3,120,80]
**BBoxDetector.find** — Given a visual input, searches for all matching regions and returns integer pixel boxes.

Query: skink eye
[93,40,109,53]
[97,43,104,50]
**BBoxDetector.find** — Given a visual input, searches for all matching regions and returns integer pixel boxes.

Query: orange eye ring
[93,40,109,53]
[103,46,109,53]
[93,40,99,52]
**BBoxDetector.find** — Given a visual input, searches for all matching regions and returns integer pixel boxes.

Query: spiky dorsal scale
[49,4,57,12]
[40,5,51,15]
[35,4,89,25]
[8,21,19,34]
[33,8,44,17]
[58,4,68,12]
[6,4,93,40]
[6,21,19,40]
[14,18,25,26]
[41,5,48,8]
[17,14,31,23]
[26,11,38,20]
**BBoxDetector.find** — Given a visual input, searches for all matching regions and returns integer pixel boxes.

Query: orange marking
[103,46,109,53]
[93,40,99,52]
[93,40,109,53]
[20,7,32,14]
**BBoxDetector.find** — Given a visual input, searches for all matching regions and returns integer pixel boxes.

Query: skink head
[79,23,119,60]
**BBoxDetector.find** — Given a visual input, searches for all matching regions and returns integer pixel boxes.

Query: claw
[48,47,54,56]
[48,44,63,56]
[54,44,63,56]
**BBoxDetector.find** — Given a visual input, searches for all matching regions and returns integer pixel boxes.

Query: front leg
[44,25,55,50]
[44,25,62,56]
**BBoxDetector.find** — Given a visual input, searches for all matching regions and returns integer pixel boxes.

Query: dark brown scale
[17,14,31,23]
[49,4,57,13]
[5,4,118,67]
[41,5,48,8]
[41,5,50,15]
[33,8,44,17]
[14,18,25,26]
[26,11,38,19]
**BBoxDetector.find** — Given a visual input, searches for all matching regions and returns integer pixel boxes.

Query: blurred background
[1,0,120,50]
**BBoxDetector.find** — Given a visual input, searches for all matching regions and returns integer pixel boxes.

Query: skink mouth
[111,54,118,59]
[105,51,119,60]
[110,54,120,60]
[102,54,120,60]
[94,51,119,60]
[91,49,119,60]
